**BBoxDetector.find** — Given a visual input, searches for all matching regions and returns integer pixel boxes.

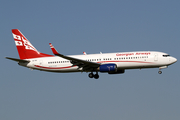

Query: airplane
[6,29,177,79]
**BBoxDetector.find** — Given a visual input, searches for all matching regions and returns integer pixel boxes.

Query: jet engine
[98,64,117,72]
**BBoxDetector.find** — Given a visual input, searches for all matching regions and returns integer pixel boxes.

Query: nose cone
[172,57,177,63]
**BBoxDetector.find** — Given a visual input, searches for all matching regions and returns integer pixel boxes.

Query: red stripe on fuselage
[34,65,76,69]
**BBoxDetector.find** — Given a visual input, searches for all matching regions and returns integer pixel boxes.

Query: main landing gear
[88,72,99,79]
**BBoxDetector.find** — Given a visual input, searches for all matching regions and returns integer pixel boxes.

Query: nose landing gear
[88,72,99,79]
[158,66,168,74]
[158,71,162,74]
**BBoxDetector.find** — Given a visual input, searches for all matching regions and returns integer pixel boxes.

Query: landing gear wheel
[94,74,99,79]
[158,71,162,74]
[88,73,94,78]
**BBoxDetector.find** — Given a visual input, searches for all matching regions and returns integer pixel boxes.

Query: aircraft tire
[94,74,99,79]
[158,71,162,74]
[89,73,94,78]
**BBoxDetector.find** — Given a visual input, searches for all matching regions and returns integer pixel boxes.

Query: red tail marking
[49,43,59,55]
[12,29,53,59]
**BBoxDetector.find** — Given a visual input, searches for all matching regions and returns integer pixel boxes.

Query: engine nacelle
[99,64,117,72]
[108,69,125,74]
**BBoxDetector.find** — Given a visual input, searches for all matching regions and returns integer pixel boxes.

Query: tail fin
[12,29,53,59]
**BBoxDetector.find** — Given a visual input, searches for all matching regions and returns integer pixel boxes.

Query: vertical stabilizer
[12,29,52,59]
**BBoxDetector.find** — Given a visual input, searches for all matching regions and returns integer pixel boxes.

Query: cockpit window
[163,55,170,57]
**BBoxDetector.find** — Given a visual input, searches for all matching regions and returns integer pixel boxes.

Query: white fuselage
[9,29,177,79]
[23,51,177,73]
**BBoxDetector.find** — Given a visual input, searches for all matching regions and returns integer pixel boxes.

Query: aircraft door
[154,54,158,61]
[39,60,43,65]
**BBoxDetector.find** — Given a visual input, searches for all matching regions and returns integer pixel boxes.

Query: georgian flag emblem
[13,34,21,40]
[22,37,36,51]
[15,41,23,46]
[13,33,39,53]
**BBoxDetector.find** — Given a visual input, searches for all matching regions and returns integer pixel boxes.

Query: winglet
[49,43,59,55]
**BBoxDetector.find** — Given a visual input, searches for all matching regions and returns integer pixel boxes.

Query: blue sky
[1,0,180,120]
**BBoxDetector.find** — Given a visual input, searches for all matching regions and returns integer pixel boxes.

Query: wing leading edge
[49,43,100,71]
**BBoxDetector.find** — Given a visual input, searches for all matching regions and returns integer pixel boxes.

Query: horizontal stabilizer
[5,57,30,63]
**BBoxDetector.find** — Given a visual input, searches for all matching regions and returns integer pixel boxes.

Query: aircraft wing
[49,43,100,71]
